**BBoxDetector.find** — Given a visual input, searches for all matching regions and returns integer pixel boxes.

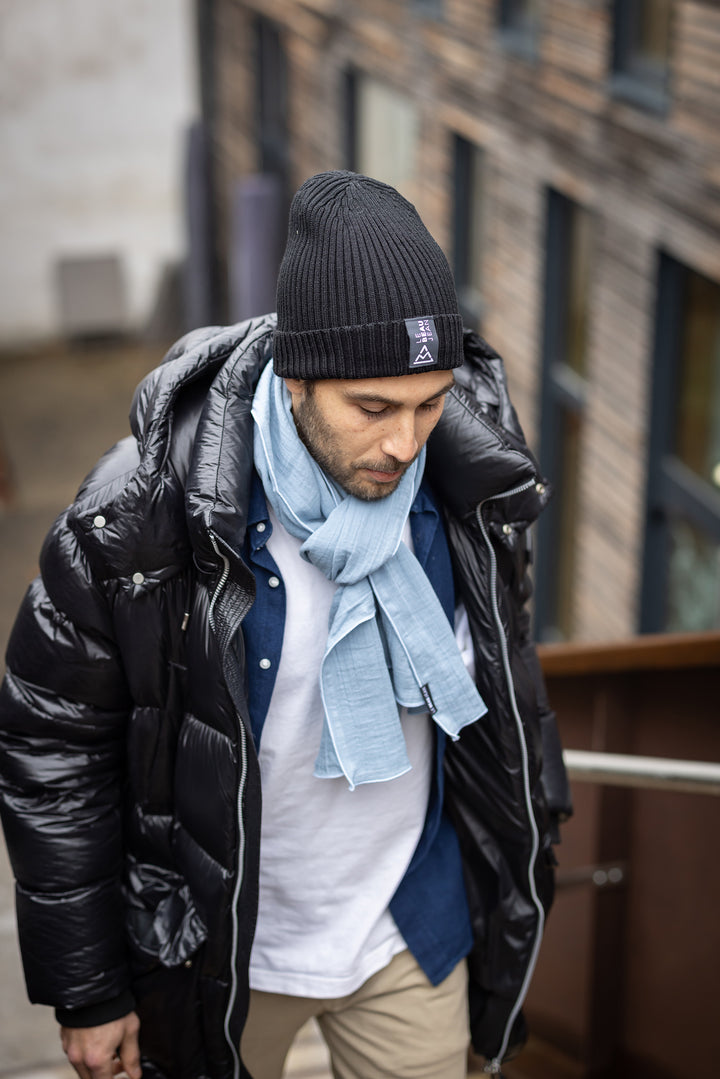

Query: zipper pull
[482,1062,503,1076]
[181,611,190,632]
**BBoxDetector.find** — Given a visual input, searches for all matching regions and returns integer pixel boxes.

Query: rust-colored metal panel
[517,650,720,1078]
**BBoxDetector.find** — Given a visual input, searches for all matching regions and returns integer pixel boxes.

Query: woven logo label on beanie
[405,317,439,369]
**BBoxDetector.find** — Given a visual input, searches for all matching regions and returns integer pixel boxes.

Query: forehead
[323,369,455,405]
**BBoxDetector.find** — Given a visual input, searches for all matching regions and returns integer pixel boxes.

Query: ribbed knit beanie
[273,170,464,379]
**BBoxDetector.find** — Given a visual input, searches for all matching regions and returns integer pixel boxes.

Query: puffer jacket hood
[0,315,570,1077]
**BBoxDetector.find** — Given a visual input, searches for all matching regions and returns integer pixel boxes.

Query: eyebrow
[343,377,455,408]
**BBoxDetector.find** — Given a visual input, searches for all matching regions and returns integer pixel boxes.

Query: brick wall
[209,0,720,640]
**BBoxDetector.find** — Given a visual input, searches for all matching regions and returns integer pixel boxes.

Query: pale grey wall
[0,0,198,342]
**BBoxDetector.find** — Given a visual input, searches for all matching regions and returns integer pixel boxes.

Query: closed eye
[360,399,444,418]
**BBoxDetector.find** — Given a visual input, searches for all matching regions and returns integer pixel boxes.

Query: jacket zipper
[209,531,249,1079]
[475,479,545,1072]
[211,474,544,1075]
[208,533,230,633]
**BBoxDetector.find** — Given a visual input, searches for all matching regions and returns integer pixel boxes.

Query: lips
[363,467,403,482]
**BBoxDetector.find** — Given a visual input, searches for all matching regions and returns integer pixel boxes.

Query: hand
[61,1012,142,1079]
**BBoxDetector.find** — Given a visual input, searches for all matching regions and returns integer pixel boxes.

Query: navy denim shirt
[240,471,473,985]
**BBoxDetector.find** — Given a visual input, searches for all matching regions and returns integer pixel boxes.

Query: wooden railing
[537,628,720,673]
[503,631,720,1079]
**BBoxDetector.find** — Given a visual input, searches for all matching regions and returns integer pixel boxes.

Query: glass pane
[557,407,582,634]
[665,515,720,632]
[564,203,593,378]
[502,0,540,34]
[622,0,672,86]
[674,270,720,489]
[636,0,672,67]
[539,193,591,639]
[355,79,419,205]
[256,19,288,179]
[454,137,484,300]
[467,146,483,295]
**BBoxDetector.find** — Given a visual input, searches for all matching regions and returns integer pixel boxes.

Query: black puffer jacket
[0,316,571,1078]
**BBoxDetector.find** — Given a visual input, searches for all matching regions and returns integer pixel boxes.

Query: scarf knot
[252,361,487,788]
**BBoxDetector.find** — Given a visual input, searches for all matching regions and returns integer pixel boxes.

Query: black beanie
[273,171,464,379]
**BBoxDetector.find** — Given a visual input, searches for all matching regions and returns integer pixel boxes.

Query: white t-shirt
[248,508,433,998]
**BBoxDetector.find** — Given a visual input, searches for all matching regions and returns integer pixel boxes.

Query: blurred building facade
[0,0,198,343]
[199,0,720,643]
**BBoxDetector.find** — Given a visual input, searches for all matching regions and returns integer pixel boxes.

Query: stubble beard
[292,389,409,502]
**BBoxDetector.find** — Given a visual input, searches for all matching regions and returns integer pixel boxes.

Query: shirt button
[268,576,280,589]
[502,524,513,535]
[256,522,266,533]
[93,515,106,528]
[259,658,272,670]
[132,571,145,585]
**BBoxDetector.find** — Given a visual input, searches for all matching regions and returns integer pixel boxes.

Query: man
[0,171,570,1079]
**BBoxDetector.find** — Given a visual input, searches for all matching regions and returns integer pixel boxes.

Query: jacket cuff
[55,989,136,1029]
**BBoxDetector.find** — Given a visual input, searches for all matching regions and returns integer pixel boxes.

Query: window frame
[640,253,720,632]
[535,189,593,641]
[411,0,443,20]
[254,15,290,201]
[498,0,541,60]
[343,69,419,203]
[452,134,485,331]
[610,0,673,113]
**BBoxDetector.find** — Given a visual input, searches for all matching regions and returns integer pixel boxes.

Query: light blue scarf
[251,361,487,788]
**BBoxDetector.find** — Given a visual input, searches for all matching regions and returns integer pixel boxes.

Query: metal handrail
[563,749,720,796]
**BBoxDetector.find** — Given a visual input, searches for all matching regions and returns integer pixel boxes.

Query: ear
[283,378,309,413]
[283,378,306,396]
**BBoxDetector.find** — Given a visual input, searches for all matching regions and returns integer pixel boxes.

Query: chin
[348,480,400,502]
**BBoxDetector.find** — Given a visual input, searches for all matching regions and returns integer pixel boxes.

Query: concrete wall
[0,0,198,342]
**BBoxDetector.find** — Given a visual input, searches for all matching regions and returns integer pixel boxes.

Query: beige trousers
[240,949,470,1079]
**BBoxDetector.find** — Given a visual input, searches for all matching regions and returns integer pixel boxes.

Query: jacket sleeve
[0,507,134,1019]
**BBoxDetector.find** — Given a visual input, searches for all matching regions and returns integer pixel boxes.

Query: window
[225,15,289,320]
[499,0,541,58]
[412,0,443,18]
[452,135,485,330]
[641,256,720,632]
[536,191,594,641]
[255,16,289,200]
[345,72,419,204]
[611,0,673,111]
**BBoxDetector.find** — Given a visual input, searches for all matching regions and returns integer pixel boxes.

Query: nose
[380,414,419,464]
